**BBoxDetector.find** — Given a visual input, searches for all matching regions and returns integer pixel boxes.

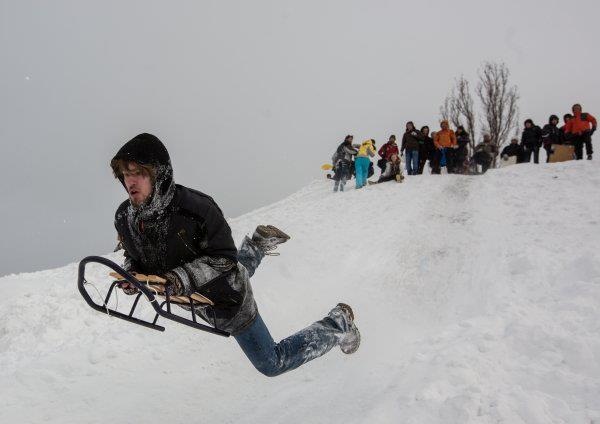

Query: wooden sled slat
[108,272,214,305]
[109,272,166,283]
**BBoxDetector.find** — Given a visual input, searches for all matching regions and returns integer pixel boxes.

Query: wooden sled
[109,272,214,306]
[549,144,575,163]
[78,256,229,336]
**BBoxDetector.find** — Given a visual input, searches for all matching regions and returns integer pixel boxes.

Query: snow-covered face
[123,163,153,206]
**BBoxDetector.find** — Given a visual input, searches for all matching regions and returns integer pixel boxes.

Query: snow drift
[1,160,599,424]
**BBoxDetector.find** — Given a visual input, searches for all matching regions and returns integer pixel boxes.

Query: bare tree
[454,76,476,152]
[476,61,519,167]
[439,76,477,152]
[439,92,461,129]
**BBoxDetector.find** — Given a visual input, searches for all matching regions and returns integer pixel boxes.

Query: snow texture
[1,160,599,423]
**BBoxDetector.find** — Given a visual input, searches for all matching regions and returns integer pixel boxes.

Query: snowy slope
[1,160,600,424]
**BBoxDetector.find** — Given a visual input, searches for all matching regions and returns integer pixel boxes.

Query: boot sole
[341,328,361,354]
[256,225,291,241]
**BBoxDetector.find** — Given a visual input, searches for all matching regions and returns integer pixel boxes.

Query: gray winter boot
[252,225,291,256]
[329,303,361,354]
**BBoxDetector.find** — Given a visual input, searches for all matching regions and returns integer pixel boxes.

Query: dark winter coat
[501,143,523,158]
[521,126,543,149]
[456,132,470,148]
[402,130,424,151]
[473,141,498,163]
[421,135,435,157]
[113,133,257,335]
[541,123,564,147]
[332,141,358,166]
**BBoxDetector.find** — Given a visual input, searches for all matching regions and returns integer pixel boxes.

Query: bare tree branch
[440,91,461,129]
[454,76,476,152]
[476,61,520,167]
[440,76,476,152]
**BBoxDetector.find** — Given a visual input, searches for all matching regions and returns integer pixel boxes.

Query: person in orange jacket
[563,103,597,160]
[433,120,458,173]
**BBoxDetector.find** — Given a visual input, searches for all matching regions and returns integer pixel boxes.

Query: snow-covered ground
[1,160,599,424]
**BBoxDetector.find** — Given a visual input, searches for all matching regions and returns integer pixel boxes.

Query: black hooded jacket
[541,116,564,147]
[112,134,256,335]
[521,124,543,149]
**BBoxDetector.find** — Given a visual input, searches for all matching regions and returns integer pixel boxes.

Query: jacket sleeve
[168,197,239,295]
[169,255,237,296]
[450,131,457,147]
[378,144,386,158]
[201,202,237,260]
[588,113,597,129]
[401,134,407,151]
[344,146,358,156]
[541,125,550,139]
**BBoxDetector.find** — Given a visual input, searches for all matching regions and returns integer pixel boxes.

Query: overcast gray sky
[1,0,599,276]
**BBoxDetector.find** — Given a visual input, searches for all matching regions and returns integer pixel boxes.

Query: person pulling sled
[108,133,360,377]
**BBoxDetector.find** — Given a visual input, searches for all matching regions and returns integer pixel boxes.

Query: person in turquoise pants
[355,139,376,189]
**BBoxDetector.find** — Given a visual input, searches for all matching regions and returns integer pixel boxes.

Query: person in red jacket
[563,103,597,160]
[377,135,399,174]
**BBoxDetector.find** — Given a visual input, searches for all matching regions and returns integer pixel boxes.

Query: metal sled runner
[77,256,230,337]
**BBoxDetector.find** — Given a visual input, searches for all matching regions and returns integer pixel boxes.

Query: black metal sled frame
[77,256,229,337]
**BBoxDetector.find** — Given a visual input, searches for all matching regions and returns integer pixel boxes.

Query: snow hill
[1,160,600,424]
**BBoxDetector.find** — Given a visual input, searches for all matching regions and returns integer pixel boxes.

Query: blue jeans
[355,157,370,188]
[234,236,345,377]
[234,312,344,377]
[237,236,264,278]
[405,150,419,175]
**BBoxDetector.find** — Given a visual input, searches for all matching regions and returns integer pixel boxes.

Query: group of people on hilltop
[330,103,596,192]
[503,103,597,165]
[330,121,497,191]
